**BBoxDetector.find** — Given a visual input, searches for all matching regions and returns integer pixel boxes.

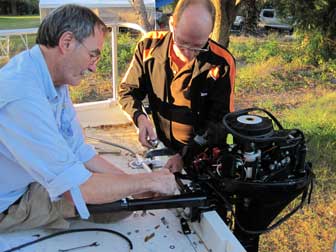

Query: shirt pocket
[60,104,74,139]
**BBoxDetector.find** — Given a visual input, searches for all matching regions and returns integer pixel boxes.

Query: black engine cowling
[185,108,314,252]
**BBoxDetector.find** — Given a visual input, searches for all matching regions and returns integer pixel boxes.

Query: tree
[211,0,243,48]
[23,0,39,14]
[275,0,336,60]
[242,0,258,35]
[131,0,153,31]
[10,0,17,15]
[277,0,335,39]
[1,0,39,15]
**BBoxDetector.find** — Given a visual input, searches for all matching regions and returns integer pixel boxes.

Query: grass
[231,35,335,94]
[260,197,336,252]
[0,15,39,64]
[283,92,336,190]
[259,92,336,252]
[0,15,40,29]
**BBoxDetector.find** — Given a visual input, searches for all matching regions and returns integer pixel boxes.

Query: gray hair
[36,4,109,47]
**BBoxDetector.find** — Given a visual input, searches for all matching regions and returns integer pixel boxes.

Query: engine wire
[87,136,137,156]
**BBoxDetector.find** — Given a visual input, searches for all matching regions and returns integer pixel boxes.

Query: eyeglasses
[173,32,209,54]
[174,41,209,54]
[78,41,101,64]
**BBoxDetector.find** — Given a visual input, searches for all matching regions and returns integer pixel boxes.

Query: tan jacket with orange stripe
[119,31,235,152]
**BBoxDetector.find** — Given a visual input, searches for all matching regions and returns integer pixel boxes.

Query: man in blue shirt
[0,4,177,232]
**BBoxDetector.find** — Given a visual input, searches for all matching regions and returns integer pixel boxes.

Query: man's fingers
[139,127,152,148]
[147,126,157,141]
[144,122,157,147]
[164,154,183,173]
[153,169,178,195]
[140,138,152,148]
[138,133,148,147]
[166,163,179,173]
[138,116,156,148]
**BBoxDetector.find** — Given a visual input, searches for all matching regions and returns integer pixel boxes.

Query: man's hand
[151,169,178,195]
[164,153,184,173]
[137,114,157,148]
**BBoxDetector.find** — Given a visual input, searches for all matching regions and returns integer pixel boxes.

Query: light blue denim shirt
[0,45,96,219]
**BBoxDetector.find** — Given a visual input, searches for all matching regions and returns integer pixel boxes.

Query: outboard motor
[185,108,314,252]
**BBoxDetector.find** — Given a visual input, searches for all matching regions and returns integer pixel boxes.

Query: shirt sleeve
[118,40,149,124]
[0,97,92,218]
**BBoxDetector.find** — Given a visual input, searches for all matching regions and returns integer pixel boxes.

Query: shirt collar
[29,45,58,101]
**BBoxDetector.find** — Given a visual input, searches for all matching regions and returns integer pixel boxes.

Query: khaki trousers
[0,183,132,233]
[0,183,76,233]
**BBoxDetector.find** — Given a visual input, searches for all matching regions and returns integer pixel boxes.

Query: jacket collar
[150,31,173,63]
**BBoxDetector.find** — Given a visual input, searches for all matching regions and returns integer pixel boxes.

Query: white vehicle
[231,15,245,34]
[259,8,293,33]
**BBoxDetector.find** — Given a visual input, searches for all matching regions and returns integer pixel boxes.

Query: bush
[230,35,293,64]
[295,31,331,65]
[69,74,113,103]
[96,32,139,78]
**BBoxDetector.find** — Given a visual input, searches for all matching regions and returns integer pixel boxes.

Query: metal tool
[58,242,100,252]
[129,155,164,171]
[148,138,159,148]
